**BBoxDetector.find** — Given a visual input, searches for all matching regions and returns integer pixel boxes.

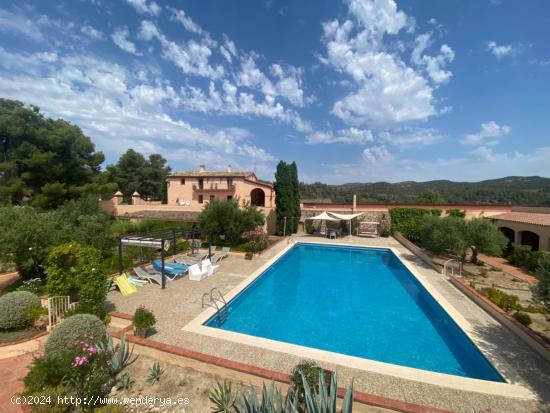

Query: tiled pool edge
[182,239,535,401]
[109,312,454,413]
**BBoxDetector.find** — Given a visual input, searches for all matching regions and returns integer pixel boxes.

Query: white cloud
[412,33,454,85]
[235,56,305,107]
[362,145,394,164]
[486,41,520,58]
[0,48,276,173]
[169,8,203,35]
[461,121,511,146]
[306,128,373,144]
[111,27,141,55]
[126,0,161,16]
[321,0,447,128]
[379,127,443,148]
[81,25,104,40]
[180,81,311,132]
[139,20,223,79]
[0,9,43,41]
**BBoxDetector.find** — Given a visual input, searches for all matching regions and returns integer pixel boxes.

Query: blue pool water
[206,243,504,382]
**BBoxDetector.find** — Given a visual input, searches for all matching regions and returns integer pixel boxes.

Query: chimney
[198,164,206,172]
[353,194,357,212]
[226,164,232,173]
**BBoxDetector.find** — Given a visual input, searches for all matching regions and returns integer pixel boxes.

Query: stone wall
[301,210,390,234]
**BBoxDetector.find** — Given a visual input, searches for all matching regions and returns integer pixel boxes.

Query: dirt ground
[110,355,397,413]
[455,260,550,341]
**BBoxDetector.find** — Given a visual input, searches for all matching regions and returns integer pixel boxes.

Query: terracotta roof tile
[491,212,550,227]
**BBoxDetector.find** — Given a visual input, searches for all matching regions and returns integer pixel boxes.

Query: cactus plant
[209,381,236,413]
[146,361,164,384]
[99,335,137,375]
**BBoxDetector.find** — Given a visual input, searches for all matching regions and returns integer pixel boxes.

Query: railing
[442,259,462,277]
[202,288,229,325]
[47,296,77,331]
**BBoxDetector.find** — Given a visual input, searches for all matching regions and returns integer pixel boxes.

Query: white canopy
[329,212,364,220]
[306,211,340,221]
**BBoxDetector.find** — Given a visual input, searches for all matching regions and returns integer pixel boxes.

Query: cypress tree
[274,161,290,235]
[289,162,301,233]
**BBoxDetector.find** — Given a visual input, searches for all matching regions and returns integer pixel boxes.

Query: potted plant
[133,305,156,338]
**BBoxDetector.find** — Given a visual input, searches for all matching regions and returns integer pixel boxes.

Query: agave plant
[235,381,298,413]
[233,373,353,413]
[209,381,236,413]
[146,361,164,384]
[301,373,353,413]
[116,373,134,390]
[100,335,137,375]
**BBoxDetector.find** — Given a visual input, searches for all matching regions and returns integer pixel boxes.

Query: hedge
[389,207,441,241]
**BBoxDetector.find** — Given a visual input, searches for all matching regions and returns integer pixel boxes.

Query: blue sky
[0,0,549,183]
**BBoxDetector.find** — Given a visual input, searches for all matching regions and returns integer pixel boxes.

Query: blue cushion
[152,259,188,275]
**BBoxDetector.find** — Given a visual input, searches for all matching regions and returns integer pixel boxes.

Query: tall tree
[105,149,171,200]
[289,162,301,233]
[0,99,106,208]
[274,160,300,235]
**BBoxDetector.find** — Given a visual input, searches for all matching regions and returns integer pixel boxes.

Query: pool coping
[183,239,535,400]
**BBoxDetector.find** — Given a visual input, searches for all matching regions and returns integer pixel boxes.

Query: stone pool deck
[107,236,550,413]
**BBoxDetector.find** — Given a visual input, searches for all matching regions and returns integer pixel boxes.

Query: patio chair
[201,258,219,276]
[133,266,169,285]
[188,264,208,281]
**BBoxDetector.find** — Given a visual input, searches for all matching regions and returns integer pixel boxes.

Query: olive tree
[198,198,265,243]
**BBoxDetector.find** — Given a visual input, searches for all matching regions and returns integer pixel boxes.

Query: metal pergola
[117,227,209,289]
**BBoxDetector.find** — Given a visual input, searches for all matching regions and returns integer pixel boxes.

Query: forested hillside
[300,177,550,205]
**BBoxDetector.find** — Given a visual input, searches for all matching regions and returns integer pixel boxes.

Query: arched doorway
[250,188,265,207]
[520,231,540,251]
[499,227,515,251]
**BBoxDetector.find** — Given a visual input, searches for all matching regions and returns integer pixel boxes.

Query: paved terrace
[107,236,550,413]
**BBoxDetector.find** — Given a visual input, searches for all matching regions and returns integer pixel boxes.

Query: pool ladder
[202,287,228,325]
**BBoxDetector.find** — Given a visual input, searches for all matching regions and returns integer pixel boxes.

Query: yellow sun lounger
[114,274,138,296]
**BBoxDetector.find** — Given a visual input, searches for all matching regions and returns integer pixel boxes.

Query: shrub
[446,208,466,218]
[305,219,315,235]
[389,207,436,241]
[417,215,467,256]
[24,352,75,394]
[532,252,550,310]
[0,291,42,330]
[46,243,107,318]
[380,228,390,237]
[133,306,156,329]
[242,228,269,253]
[508,246,545,273]
[24,386,72,413]
[513,312,532,326]
[478,287,520,312]
[45,314,107,357]
[199,198,265,243]
[290,361,325,402]
[17,278,44,295]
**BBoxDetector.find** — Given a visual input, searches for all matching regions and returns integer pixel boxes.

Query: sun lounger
[188,264,208,281]
[114,274,137,296]
[201,258,219,276]
[127,275,147,286]
[152,259,188,278]
[210,247,230,264]
[133,266,169,285]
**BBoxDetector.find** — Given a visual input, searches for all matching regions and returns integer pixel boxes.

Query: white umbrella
[305,211,339,237]
[328,212,364,240]
[306,211,340,221]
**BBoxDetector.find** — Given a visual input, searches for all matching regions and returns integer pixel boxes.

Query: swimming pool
[205,243,503,382]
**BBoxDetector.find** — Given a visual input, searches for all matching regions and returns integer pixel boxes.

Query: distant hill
[299,176,550,205]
